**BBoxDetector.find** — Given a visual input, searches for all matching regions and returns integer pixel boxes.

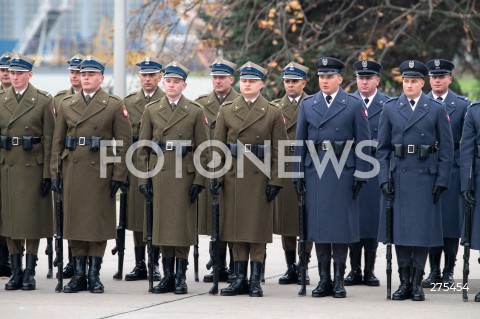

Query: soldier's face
[429,74,452,96]
[284,79,306,99]
[163,77,186,100]
[69,70,81,90]
[240,78,264,99]
[1,68,11,87]
[9,71,31,91]
[140,72,162,94]
[212,75,234,96]
[402,77,424,99]
[356,75,380,97]
[81,71,104,94]
[318,74,343,95]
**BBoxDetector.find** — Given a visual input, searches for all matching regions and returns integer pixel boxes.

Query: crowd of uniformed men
[0,50,479,302]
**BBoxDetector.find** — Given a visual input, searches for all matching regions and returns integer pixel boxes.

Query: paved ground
[1,228,480,318]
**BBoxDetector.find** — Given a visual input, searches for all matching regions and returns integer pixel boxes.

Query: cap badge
[86,55,92,60]
[434,59,440,67]
[322,58,328,66]
[13,54,20,61]
[172,61,177,67]
[408,60,414,68]
[246,61,252,69]
[74,53,80,59]
[362,60,368,68]
[288,62,294,70]
[145,57,150,65]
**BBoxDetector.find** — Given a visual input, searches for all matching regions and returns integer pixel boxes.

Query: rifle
[45,237,53,278]
[53,158,64,293]
[386,167,393,300]
[194,199,199,282]
[462,165,473,302]
[208,174,220,295]
[145,163,154,293]
[112,191,127,280]
[297,177,307,296]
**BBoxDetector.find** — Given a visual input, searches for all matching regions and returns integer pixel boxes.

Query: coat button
[335,128,339,132]
[91,162,96,165]
[25,163,30,167]
[9,163,13,167]
[25,126,29,130]
[179,134,183,137]
[421,133,425,136]
[163,132,167,136]
[74,160,78,164]
[402,169,406,172]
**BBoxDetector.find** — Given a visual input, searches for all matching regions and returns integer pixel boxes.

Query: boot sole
[333,292,346,298]
[125,276,148,281]
[412,296,425,301]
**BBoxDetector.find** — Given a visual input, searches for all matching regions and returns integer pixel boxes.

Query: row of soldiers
[0,50,479,302]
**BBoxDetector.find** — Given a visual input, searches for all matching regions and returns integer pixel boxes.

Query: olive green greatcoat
[214,95,287,244]
[124,88,164,232]
[0,84,55,239]
[195,88,239,235]
[137,95,208,247]
[53,87,75,116]
[50,89,132,242]
[272,92,307,236]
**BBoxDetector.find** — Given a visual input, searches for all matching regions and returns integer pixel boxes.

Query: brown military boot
[125,246,147,281]
[64,256,88,293]
[152,257,175,293]
[21,254,37,290]
[279,251,297,284]
[5,254,23,291]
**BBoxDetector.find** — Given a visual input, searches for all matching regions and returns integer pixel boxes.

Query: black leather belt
[0,135,42,150]
[154,141,193,153]
[393,144,438,159]
[228,143,265,159]
[314,140,354,156]
[65,136,102,151]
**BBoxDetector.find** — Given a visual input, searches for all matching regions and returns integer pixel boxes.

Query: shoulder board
[61,95,73,104]
[37,89,51,97]
[54,89,68,97]
[469,101,480,108]
[124,92,137,99]
[189,100,203,108]
[430,98,443,106]
[386,96,399,101]
[268,101,280,107]
[0,89,5,95]
[348,93,360,101]
[195,94,209,101]
[302,95,314,102]
[271,98,281,104]
[109,95,122,102]
[223,100,234,106]
[146,98,161,107]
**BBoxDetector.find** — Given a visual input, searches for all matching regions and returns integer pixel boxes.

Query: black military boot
[344,243,362,286]
[442,254,456,286]
[333,262,347,298]
[174,258,188,294]
[62,247,74,279]
[220,261,249,296]
[203,247,229,283]
[21,254,37,290]
[0,241,11,278]
[227,247,235,283]
[249,261,263,297]
[422,250,442,288]
[297,252,311,285]
[363,251,380,286]
[312,262,333,297]
[5,254,23,290]
[412,268,425,301]
[279,251,298,284]
[151,246,161,281]
[125,246,147,281]
[64,256,88,293]
[392,267,412,300]
[88,257,104,293]
[152,257,175,293]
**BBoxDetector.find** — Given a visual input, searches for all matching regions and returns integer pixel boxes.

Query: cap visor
[8,66,30,72]
[317,70,339,75]
[283,75,304,80]
[80,67,102,73]
[210,71,231,76]
[240,74,262,80]
[164,73,185,79]
[139,69,161,74]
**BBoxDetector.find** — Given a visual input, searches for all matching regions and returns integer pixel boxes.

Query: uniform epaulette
[385,96,399,102]
[195,94,208,101]
[269,101,280,107]
[270,98,281,105]
[189,100,203,108]
[146,98,161,107]
[124,92,137,99]
[109,95,122,102]
[349,93,360,101]
[54,89,68,97]
[223,100,234,106]
[469,101,480,107]
[61,95,73,105]
[430,98,443,106]
[37,89,51,97]
[302,95,314,102]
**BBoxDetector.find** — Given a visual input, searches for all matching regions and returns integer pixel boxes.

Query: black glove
[189,184,204,203]
[266,185,282,202]
[110,180,128,198]
[381,182,394,202]
[461,190,475,209]
[433,185,447,203]
[41,178,51,197]
[139,184,153,202]
[210,180,223,197]
[51,178,62,194]
[352,180,365,200]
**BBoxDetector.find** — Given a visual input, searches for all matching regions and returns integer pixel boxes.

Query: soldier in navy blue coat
[344,60,388,288]
[422,59,470,288]
[294,57,371,298]
[460,101,480,302]
[377,60,454,301]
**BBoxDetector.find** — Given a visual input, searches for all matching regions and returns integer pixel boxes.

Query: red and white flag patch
[52,105,56,116]
[122,107,129,117]
[282,115,286,125]
[363,108,368,118]
[204,115,209,125]
[446,113,450,122]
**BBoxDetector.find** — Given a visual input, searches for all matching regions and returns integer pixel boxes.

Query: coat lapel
[239,95,268,133]
[444,89,457,116]
[309,91,327,120]
[397,95,413,121]
[8,85,37,125]
[320,89,347,126]
[404,93,429,131]
[164,95,189,131]
[76,89,108,124]
[2,87,18,116]
[368,92,386,118]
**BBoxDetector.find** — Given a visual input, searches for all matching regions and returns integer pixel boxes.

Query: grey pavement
[1,228,480,318]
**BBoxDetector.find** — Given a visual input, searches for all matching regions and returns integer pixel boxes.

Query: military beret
[210,58,237,76]
[136,56,163,74]
[67,53,85,71]
[283,61,309,80]
[164,61,189,80]
[353,60,382,76]
[0,52,12,69]
[399,60,428,78]
[315,57,345,75]
[238,61,267,80]
[426,59,454,76]
[9,53,35,72]
[80,55,106,74]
